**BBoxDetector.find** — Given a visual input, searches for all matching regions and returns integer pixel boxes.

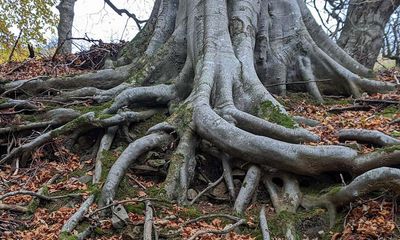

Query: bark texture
[338,0,400,68]
[56,0,76,54]
[1,0,399,238]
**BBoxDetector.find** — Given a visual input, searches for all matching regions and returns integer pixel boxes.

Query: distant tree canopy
[0,0,57,62]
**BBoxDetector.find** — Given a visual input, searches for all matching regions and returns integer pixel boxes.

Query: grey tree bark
[1,0,399,238]
[56,0,76,54]
[338,0,400,68]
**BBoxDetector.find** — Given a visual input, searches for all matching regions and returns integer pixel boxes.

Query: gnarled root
[302,167,400,226]
[338,129,400,147]
[99,132,173,207]
[263,172,302,240]
[233,165,261,214]
[164,129,197,203]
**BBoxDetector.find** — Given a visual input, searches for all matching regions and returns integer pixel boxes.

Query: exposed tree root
[61,195,95,233]
[187,218,246,240]
[338,129,400,146]
[1,0,399,238]
[302,167,400,226]
[143,200,154,240]
[0,110,157,165]
[99,132,173,207]
[234,165,261,214]
[93,126,118,184]
[259,205,271,240]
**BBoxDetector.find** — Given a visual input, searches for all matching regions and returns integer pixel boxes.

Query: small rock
[318,230,325,235]
[187,189,197,200]
[112,204,129,229]
[147,159,166,168]
[77,175,92,184]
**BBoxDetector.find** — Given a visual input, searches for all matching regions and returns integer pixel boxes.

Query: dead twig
[189,175,224,205]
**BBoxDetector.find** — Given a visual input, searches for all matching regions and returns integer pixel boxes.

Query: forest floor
[0,47,399,240]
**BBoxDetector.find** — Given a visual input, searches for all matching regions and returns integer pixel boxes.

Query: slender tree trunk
[56,0,76,54]
[338,0,400,68]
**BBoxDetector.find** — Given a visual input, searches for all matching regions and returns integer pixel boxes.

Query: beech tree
[338,0,400,68]
[56,0,77,54]
[1,0,399,238]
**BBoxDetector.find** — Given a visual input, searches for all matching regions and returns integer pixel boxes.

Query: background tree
[383,8,400,66]
[308,0,400,68]
[338,0,400,68]
[0,0,399,239]
[0,0,57,62]
[56,0,76,54]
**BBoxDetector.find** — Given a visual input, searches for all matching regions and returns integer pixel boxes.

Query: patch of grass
[146,185,166,198]
[380,106,399,118]
[125,203,145,214]
[179,206,202,219]
[59,232,78,240]
[131,111,168,138]
[115,177,138,199]
[72,101,112,115]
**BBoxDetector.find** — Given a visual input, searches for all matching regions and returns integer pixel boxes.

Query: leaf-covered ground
[0,53,399,239]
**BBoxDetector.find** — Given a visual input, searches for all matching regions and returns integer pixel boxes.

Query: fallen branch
[0,203,29,213]
[87,198,168,217]
[354,99,400,106]
[189,175,224,205]
[328,105,371,113]
[187,218,246,240]
[0,190,82,201]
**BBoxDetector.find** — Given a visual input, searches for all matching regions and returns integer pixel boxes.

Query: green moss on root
[167,103,193,135]
[255,101,296,128]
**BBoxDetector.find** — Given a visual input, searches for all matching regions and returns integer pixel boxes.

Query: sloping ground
[0,54,399,239]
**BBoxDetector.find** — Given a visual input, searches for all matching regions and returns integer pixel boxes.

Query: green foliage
[0,0,57,62]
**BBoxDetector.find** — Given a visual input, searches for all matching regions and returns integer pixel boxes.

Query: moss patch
[255,101,296,128]
[125,202,145,214]
[167,102,193,135]
[131,111,168,138]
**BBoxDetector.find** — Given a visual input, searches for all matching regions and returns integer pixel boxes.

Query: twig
[127,173,147,190]
[161,213,244,238]
[8,30,22,62]
[87,198,168,217]
[189,175,224,205]
[0,203,29,213]
[328,104,371,113]
[0,190,83,201]
[103,0,147,30]
[187,219,246,240]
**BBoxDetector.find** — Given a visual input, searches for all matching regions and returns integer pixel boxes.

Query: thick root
[99,132,173,207]
[302,167,400,226]
[338,129,400,147]
[233,165,261,214]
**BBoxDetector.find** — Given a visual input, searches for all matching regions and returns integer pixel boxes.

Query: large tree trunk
[338,0,400,68]
[56,0,76,54]
[1,0,399,238]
